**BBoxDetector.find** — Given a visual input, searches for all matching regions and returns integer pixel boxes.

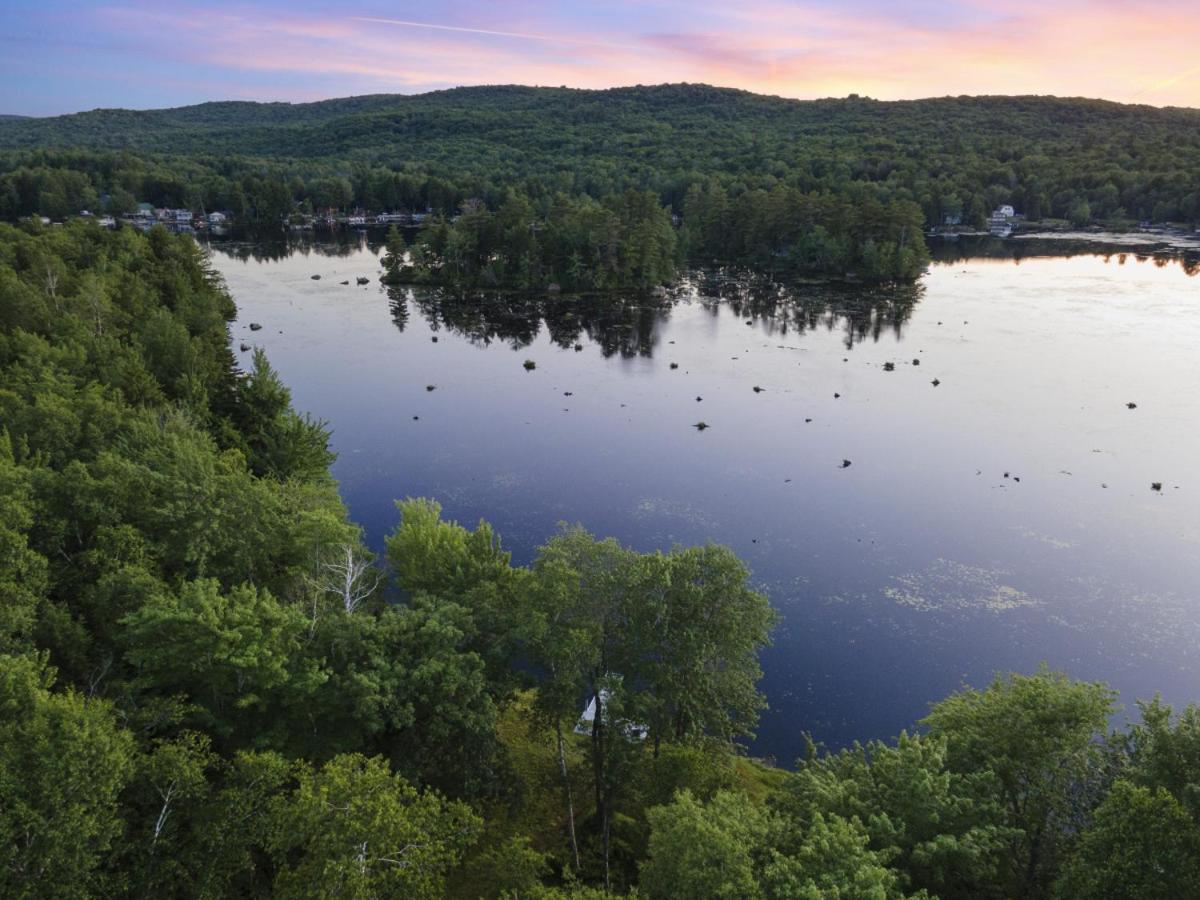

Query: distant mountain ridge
[1,84,1198,163]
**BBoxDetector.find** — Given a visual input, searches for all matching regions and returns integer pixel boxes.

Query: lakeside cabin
[989,204,1017,237]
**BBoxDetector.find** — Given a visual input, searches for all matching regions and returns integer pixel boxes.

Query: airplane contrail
[1131,61,1200,100]
[350,16,639,51]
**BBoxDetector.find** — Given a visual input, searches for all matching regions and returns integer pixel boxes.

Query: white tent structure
[574,688,647,741]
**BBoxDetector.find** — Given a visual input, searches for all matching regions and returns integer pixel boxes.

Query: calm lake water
[206,233,1200,762]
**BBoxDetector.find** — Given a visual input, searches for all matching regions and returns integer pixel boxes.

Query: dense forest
[4,220,1200,897]
[4,85,1200,285]
[2,85,1200,226]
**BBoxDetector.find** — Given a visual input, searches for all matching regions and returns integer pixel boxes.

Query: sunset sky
[4,0,1199,115]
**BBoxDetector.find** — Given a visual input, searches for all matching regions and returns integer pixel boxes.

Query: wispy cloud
[350,16,642,51]
[3,1,1200,114]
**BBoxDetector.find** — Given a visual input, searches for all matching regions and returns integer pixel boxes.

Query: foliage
[0,654,134,897]
[775,731,1010,898]
[3,85,1199,232]
[921,668,1118,897]
[3,221,1200,897]
[267,753,480,899]
[1054,780,1200,899]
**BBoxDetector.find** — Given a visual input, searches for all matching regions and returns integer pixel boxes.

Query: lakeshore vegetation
[5,85,1200,286]
[3,219,1200,897]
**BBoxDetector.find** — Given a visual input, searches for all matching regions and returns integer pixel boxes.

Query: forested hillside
[4,221,1200,897]
[2,84,1200,235]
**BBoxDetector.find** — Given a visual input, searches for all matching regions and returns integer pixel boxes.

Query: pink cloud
[93,2,1200,107]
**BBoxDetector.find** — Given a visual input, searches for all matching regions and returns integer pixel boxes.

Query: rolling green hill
[3,83,1199,181]
[2,84,1199,245]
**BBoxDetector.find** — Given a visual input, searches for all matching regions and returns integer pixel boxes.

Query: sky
[3,0,1200,116]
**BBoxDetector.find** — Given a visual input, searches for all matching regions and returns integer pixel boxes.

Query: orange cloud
[96,2,1200,107]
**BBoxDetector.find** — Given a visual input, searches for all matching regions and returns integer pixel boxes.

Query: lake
[206,232,1200,763]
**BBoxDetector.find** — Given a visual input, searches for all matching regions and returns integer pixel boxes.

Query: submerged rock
[249,322,262,331]
[883,362,895,371]
[523,359,537,371]
[1151,481,1163,491]
[670,362,679,370]
[239,343,250,352]
[356,277,370,285]
[574,343,583,352]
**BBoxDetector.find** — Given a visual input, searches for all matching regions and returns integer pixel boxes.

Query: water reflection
[384,273,922,356]
[932,234,1200,276]
[207,235,1200,758]
[686,269,923,348]
[206,229,390,263]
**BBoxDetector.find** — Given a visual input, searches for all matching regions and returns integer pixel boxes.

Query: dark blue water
[208,235,1200,763]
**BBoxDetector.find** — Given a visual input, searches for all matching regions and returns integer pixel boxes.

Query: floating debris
[912,358,920,366]
[1151,482,1163,492]
[431,336,438,343]
[412,415,419,421]
[886,559,1039,613]
[1126,402,1138,409]
[753,386,764,393]
[805,418,812,423]
[670,362,679,370]
[696,396,703,402]
[932,379,941,387]
[574,343,583,352]
[425,384,436,392]
[564,391,573,397]
[340,280,350,285]
[356,277,370,285]
[883,362,895,371]
[239,343,250,352]
[249,322,262,331]
[694,421,709,431]
[523,359,537,370]
[840,459,852,468]
[310,274,321,280]
[834,392,841,398]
